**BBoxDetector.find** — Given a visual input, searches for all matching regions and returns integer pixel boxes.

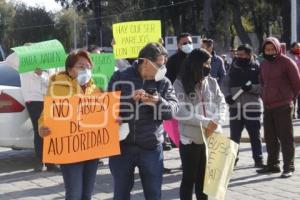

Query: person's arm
[246,65,261,95]
[173,79,211,128]
[211,79,227,125]
[158,79,179,120]
[286,59,300,97]
[221,71,231,97]
[217,57,226,85]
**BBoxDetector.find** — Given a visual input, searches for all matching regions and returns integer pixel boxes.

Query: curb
[240,136,300,143]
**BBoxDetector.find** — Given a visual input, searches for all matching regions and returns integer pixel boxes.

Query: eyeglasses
[74,65,91,70]
[182,41,192,45]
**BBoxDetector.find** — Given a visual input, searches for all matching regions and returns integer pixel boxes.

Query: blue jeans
[109,144,163,200]
[60,159,98,200]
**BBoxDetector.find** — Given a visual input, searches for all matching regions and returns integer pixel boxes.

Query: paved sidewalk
[0,142,300,200]
[1,119,300,199]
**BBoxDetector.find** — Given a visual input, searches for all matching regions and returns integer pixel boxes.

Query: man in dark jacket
[166,32,193,83]
[201,39,226,85]
[108,42,179,199]
[222,44,264,168]
[257,37,300,178]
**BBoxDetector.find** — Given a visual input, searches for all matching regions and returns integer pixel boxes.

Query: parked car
[0,62,34,149]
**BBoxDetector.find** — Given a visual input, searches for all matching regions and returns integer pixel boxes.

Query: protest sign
[11,39,66,73]
[112,20,161,59]
[91,53,115,90]
[204,134,239,200]
[43,91,121,164]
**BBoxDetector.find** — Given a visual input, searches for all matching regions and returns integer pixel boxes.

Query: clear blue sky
[7,0,62,12]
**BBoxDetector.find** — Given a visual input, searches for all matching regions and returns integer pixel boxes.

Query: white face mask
[155,65,167,81]
[181,43,194,54]
[77,69,92,86]
[143,58,167,81]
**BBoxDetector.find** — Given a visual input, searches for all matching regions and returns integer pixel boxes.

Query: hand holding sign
[43,92,121,164]
[39,126,51,137]
[204,121,218,138]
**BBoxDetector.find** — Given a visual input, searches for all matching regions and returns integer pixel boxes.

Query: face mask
[202,67,211,78]
[155,65,167,81]
[77,69,92,86]
[236,58,250,67]
[146,59,167,81]
[264,54,277,62]
[181,44,194,54]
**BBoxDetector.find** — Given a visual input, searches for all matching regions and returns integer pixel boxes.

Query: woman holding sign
[38,50,102,200]
[174,48,226,200]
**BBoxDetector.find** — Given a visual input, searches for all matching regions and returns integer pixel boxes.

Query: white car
[0,62,34,149]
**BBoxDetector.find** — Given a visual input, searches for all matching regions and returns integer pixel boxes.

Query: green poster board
[11,39,66,73]
[91,53,115,90]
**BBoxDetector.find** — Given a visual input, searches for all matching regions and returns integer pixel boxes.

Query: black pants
[26,101,44,162]
[264,104,295,171]
[229,108,263,162]
[179,143,207,200]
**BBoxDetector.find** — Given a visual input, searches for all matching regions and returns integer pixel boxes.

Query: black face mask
[235,58,250,67]
[264,54,277,62]
[202,67,211,77]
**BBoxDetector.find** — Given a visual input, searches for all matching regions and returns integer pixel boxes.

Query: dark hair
[291,42,299,49]
[177,32,192,43]
[87,45,102,53]
[178,48,211,95]
[202,39,214,48]
[65,50,92,73]
[237,44,253,55]
[138,42,168,62]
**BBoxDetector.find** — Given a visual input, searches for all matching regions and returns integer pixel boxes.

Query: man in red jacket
[257,37,300,178]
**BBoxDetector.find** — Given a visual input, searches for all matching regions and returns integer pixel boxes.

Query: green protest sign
[11,40,66,73]
[91,53,115,90]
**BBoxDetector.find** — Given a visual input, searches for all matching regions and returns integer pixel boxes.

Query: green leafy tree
[10,4,56,46]
[0,0,16,51]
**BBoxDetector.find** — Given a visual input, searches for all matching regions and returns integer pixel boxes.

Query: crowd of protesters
[9,31,299,200]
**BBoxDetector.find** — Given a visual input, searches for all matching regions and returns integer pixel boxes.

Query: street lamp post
[291,0,297,42]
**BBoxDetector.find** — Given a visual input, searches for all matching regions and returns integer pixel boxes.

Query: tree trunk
[92,0,102,47]
[280,1,291,46]
[203,0,213,36]
[252,11,264,53]
[223,2,231,51]
[230,0,252,45]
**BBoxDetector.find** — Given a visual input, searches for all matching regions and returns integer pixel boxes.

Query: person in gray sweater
[173,48,226,200]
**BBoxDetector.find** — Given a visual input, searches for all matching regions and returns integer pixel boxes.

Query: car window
[0,64,21,87]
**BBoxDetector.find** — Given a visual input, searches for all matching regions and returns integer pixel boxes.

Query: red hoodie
[260,37,300,109]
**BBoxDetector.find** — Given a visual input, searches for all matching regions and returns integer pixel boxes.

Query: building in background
[291,0,300,42]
